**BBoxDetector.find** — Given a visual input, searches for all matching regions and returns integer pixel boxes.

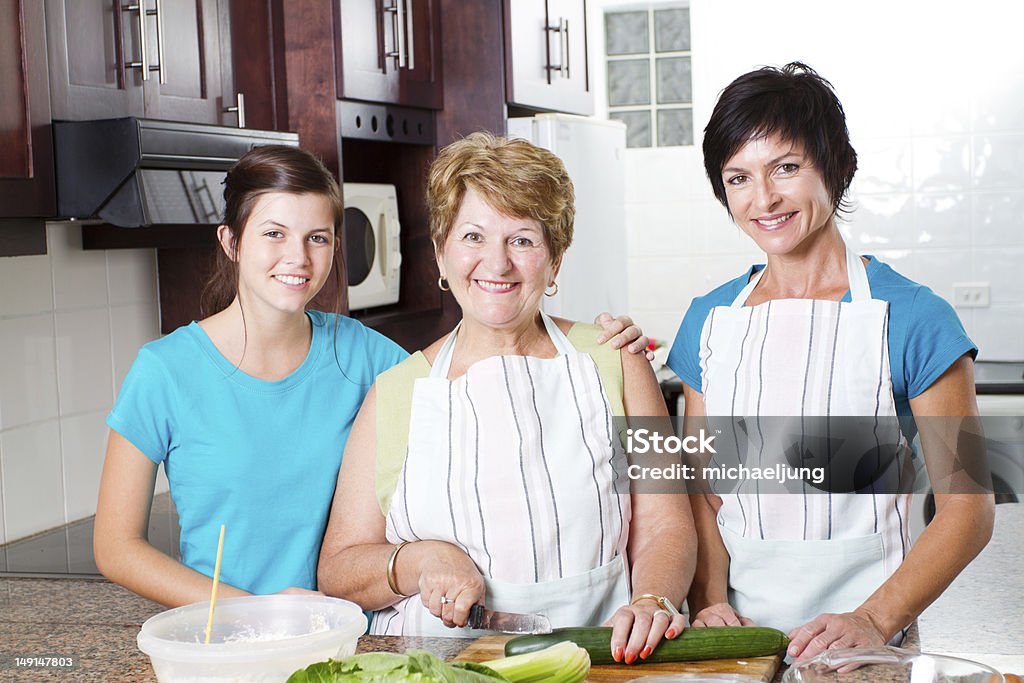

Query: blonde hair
[426,132,575,263]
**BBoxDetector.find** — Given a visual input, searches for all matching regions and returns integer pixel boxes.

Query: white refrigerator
[507,114,628,323]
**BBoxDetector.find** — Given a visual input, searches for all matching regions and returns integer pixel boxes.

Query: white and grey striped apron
[371,312,631,636]
[699,244,912,639]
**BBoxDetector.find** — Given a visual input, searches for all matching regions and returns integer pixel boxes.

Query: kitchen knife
[467,604,552,634]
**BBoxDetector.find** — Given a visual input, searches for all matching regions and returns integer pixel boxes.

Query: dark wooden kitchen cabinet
[144,0,234,123]
[336,0,443,109]
[46,0,238,126]
[505,0,593,116]
[0,0,54,253]
[44,0,144,119]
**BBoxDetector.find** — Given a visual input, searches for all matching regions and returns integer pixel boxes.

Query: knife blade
[467,604,552,634]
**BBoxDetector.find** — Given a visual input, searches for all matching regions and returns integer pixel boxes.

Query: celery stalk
[483,641,591,683]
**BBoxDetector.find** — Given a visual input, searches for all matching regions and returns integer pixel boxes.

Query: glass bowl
[783,647,1004,683]
[626,675,768,683]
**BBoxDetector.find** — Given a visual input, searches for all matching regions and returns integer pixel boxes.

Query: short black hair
[703,62,857,216]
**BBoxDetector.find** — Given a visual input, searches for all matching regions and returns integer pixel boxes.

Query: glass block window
[605,5,692,148]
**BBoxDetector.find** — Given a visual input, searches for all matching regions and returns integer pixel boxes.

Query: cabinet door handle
[544,17,568,79]
[561,18,570,79]
[148,0,167,84]
[122,2,151,81]
[395,0,407,68]
[122,2,164,82]
[383,0,406,69]
[404,0,414,71]
[223,92,246,128]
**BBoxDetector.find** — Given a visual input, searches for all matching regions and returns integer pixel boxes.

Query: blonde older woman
[319,133,696,664]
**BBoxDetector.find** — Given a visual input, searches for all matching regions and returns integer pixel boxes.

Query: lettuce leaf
[286,650,509,683]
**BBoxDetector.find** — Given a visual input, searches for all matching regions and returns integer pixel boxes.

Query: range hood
[53,118,299,227]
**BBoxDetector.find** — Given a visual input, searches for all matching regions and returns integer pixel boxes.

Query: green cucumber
[504,626,789,665]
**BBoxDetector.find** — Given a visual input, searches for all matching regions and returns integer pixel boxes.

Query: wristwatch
[631,593,681,616]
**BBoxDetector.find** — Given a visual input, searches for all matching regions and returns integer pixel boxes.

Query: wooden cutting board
[453,635,783,682]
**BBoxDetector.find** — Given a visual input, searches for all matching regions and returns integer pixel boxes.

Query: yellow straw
[204,524,226,644]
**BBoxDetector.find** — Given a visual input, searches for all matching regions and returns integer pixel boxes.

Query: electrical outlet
[952,283,990,308]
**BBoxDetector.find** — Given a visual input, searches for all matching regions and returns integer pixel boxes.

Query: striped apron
[699,245,912,638]
[370,312,631,636]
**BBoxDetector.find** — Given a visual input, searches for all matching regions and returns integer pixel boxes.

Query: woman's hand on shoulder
[594,312,654,359]
[605,599,687,664]
[415,542,485,629]
[690,602,754,627]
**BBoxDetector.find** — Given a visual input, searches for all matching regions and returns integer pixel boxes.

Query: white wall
[589,0,1024,360]
[0,224,164,543]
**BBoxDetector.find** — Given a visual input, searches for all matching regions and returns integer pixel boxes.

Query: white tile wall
[49,223,109,311]
[60,410,111,522]
[974,306,1024,360]
[974,192,1024,247]
[975,249,1024,305]
[55,308,114,416]
[913,136,972,193]
[107,249,158,307]
[854,139,913,195]
[110,303,161,390]
[0,314,59,430]
[0,255,54,317]
[0,223,161,542]
[588,0,1024,360]
[1,420,64,541]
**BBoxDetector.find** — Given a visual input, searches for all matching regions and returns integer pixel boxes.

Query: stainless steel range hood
[53,118,299,227]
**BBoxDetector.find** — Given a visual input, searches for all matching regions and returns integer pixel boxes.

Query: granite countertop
[917,502,1024,671]
[6,504,1023,682]
[0,577,471,681]
[0,576,918,683]
[0,578,480,682]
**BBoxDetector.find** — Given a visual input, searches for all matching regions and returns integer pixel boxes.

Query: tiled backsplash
[590,1,1024,361]
[0,224,165,544]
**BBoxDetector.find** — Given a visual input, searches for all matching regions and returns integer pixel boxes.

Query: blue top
[667,257,977,417]
[107,311,407,594]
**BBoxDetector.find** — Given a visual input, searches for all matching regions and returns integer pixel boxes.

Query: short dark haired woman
[667,63,994,660]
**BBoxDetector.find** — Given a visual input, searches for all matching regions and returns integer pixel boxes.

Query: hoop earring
[544,282,559,297]
[438,276,450,292]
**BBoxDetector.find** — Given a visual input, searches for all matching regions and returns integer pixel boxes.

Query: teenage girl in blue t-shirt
[94,145,650,608]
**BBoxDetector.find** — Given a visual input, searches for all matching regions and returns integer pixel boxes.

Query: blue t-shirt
[667,257,977,417]
[107,311,407,594]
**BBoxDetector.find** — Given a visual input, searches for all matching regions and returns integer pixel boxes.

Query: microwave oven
[343,183,402,310]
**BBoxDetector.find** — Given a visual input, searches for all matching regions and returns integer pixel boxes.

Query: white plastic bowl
[137,595,367,683]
